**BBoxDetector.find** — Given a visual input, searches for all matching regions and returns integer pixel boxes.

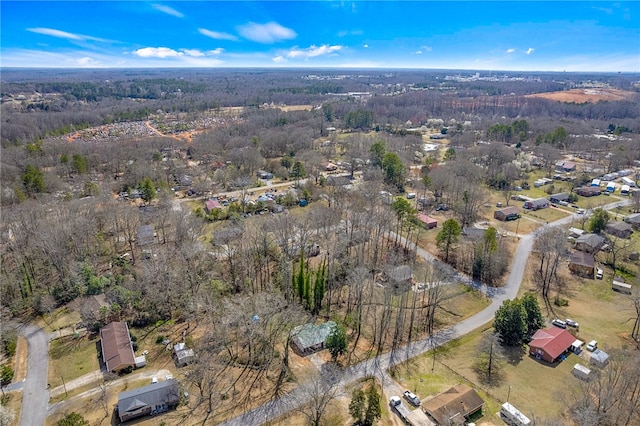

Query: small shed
[590,349,609,367]
[173,342,195,367]
[572,363,592,380]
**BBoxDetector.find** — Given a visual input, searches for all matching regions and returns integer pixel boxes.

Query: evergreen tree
[325,323,348,362]
[349,389,366,424]
[436,218,462,263]
[494,299,528,346]
[521,293,544,337]
[364,386,382,425]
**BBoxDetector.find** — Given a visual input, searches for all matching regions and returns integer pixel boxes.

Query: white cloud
[286,45,342,59]
[152,4,184,18]
[273,55,286,63]
[133,47,183,58]
[27,27,107,42]
[363,44,369,48]
[506,48,515,53]
[76,57,98,66]
[207,48,224,55]
[181,49,205,57]
[526,48,534,55]
[415,50,423,55]
[27,27,81,40]
[237,22,296,44]
[421,45,432,52]
[198,28,238,41]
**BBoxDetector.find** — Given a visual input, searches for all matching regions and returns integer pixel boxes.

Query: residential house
[422,384,484,426]
[625,213,640,229]
[576,186,601,197]
[70,293,110,322]
[604,221,633,238]
[528,327,576,363]
[462,227,486,239]
[549,193,570,204]
[523,198,549,211]
[256,170,274,179]
[555,161,577,173]
[574,233,606,253]
[568,251,595,278]
[290,321,336,356]
[100,322,136,372]
[385,265,413,284]
[494,206,520,221]
[137,225,155,247]
[116,379,181,423]
[173,342,196,367]
[416,213,438,229]
[204,199,222,213]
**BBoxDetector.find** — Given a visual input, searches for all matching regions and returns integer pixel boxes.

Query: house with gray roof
[604,221,633,238]
[575,233,606,253]
[624,213,640,229]
[117,379,180,422]
[290,321,336,356]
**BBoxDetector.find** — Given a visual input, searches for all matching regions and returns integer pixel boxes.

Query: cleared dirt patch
[526,88,636,103]
[12,335,28,382]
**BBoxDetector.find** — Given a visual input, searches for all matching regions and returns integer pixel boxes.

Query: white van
[596,268,603,279]
[552,319,567,329]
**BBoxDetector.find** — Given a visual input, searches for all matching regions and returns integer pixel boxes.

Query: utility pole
[61,376,68,397]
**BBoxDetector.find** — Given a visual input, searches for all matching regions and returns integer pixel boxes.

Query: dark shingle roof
[118,379,180,418]
[100,322,135,372]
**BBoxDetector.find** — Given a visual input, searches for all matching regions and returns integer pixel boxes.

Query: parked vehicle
[552,319,567,329]
[596,268,603,279]
[403,390,421,406]
[586,340,598,352]
[389,396,411,422]
[565,319,579,329]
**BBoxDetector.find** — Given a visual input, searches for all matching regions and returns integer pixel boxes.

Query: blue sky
[1,1,638,71]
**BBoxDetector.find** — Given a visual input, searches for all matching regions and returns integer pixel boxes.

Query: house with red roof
[528,327,575,363]
[416,213,438,229]
[205,199,222,213]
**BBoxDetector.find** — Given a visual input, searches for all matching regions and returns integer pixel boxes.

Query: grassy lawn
[48,334,100,388]
[521,206,571,223]
[36,306,82,333]
[1,391,22,425]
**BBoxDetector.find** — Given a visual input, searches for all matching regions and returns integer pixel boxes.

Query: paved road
[19,324,50,426]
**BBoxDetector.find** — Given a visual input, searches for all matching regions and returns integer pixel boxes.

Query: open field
[525,88,637,103]
[48,334,100,389]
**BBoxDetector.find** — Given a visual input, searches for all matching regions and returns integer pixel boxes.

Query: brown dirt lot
[12,335,28,382]
[526,88,636,103]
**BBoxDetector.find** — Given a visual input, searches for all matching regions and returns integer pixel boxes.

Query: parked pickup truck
[389,396,411,422]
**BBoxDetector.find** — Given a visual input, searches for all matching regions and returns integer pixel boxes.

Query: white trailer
[500,402,531,426]
[612,280,632,295]
[621,176,636,187]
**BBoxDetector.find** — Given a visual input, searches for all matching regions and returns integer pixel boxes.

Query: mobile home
[620,185,631,196]
[606,182,616,193]
[500,402,531,426]
[621,176,636,187]
[612,280,632,295]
